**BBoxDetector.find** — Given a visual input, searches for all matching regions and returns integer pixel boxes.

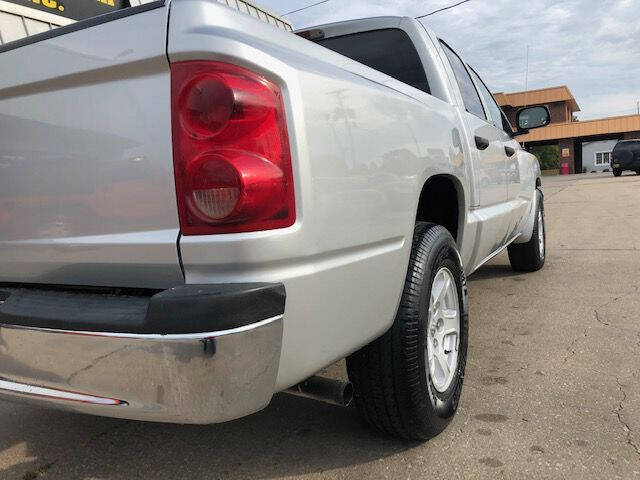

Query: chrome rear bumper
[0,284,284,424]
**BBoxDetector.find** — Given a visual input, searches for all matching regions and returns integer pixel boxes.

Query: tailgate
[0,3,183,288]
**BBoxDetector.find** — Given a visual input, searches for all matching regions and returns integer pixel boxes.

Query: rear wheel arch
[416,175,464,243]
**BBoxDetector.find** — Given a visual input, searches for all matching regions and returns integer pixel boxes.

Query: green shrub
[529,145,560,170]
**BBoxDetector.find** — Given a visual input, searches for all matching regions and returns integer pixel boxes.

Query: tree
[529,145,559,170]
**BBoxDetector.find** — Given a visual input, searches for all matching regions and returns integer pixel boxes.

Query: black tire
[347,223,468,440]
[508,189,545,272]
[635,170,640,176]
[613,168,622,177]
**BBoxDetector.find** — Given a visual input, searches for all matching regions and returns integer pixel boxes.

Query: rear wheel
[347,223,468,440]
[613,168,622,177]
[508,190,545,272]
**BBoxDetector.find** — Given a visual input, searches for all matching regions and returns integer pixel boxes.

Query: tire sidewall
[415,227,468,422]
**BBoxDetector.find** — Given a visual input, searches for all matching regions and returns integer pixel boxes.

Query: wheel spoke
[430,279,444,306]
[438,276,451,304]
[428,301,437,320]
[443,332,458,354]
[442,308,458,332]
[436,350,450,377]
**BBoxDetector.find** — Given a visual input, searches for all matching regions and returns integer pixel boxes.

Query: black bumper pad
[0,283,285,335]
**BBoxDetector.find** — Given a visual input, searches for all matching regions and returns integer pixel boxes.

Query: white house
[582,139,618,173]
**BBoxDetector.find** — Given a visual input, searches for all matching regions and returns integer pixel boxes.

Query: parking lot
[1,172,639,480]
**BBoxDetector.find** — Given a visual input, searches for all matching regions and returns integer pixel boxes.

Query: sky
[257,0,640,120]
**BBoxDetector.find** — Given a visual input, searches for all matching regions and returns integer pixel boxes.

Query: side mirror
[515,106,550,135]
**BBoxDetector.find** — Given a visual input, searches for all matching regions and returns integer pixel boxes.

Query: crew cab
[0,0,549,440]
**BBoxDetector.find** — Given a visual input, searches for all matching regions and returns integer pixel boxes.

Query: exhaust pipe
[285,375,354,407]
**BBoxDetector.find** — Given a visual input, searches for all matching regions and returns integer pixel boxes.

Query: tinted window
[440,42,486,119]
[318,29,431,94]
[469,68,504,129]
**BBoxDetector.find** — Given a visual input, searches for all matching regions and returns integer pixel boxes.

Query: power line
[280,0,329,16]
[523,45,530,107]
[283,0,471,20]
[415,0,472,19]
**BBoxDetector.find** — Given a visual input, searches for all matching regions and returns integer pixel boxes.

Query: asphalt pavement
[1,172,639,479]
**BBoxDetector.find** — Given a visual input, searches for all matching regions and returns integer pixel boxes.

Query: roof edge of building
[494,85,580,112]
[517,113,640,143]
[498,85,571,97]
[552,113,640,127]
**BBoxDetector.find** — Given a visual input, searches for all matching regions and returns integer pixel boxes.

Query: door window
[440,41,486,119]
[468,67,506,130]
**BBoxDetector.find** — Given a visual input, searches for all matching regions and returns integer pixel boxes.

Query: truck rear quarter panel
[169,0,471,389]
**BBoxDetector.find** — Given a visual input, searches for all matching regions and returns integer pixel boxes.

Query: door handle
[475,136,490,150]
[505,146,516,157]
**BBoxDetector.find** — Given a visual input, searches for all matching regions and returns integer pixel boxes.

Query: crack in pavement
[562,288,640,367]
[562,325,590,365]
[594,310,609,326]
[592,286,640,330]
[602,286,639,308]
[614,377,640,458]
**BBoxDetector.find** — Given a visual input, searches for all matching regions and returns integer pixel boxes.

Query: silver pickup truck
[0,0,550,440]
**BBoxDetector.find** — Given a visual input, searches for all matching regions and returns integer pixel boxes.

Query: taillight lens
[171,61,295,235]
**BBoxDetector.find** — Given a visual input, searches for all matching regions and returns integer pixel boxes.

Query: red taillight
[171,61,295,235]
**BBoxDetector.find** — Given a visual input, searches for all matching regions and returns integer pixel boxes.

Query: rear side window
[440,41,486,119]
[468,67,504,129]
[317,28,431,94]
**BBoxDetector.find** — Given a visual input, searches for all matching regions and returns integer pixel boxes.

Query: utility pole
[523,45,530,106]
[521,45,530,150]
